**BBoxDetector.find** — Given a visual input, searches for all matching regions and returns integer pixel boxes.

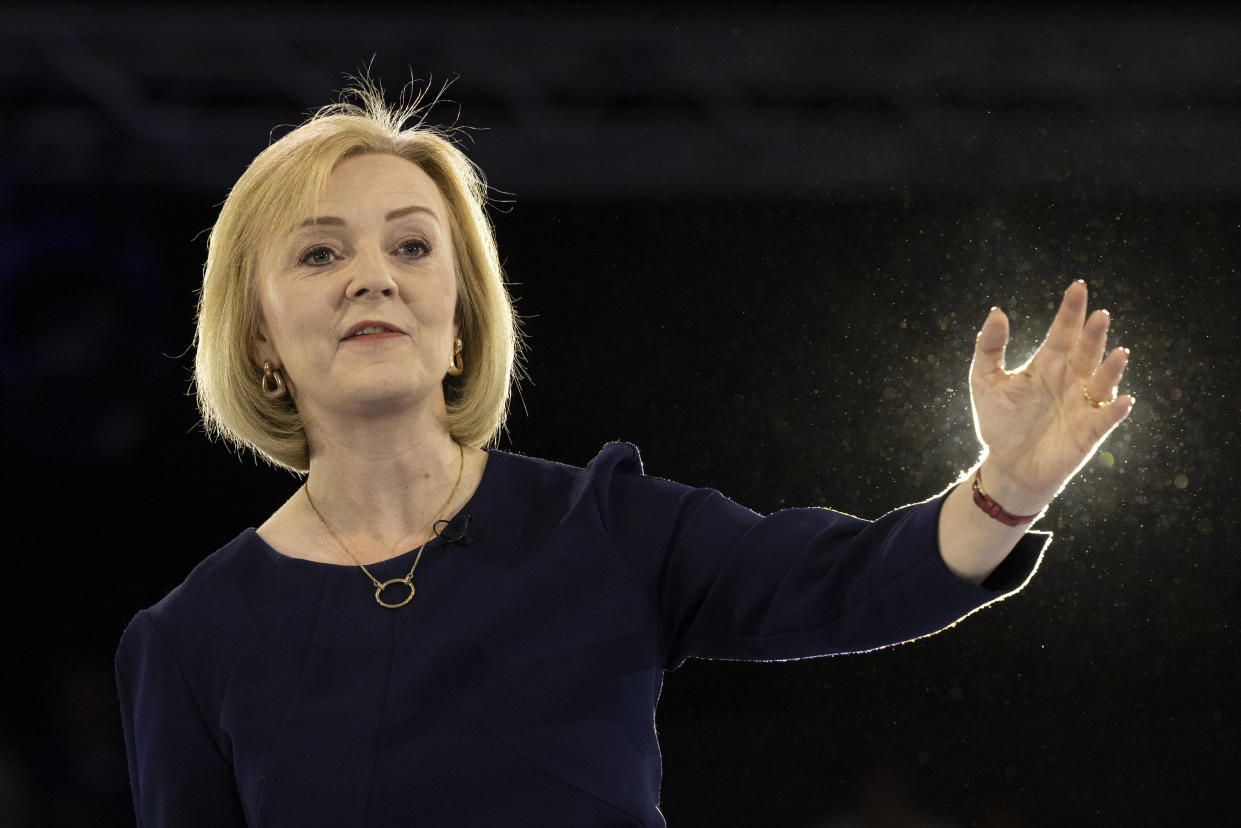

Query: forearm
[937,456,1052,585]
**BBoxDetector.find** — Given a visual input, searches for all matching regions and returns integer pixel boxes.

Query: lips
[342,320,407,340]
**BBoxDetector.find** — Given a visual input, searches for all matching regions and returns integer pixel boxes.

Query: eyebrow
[297,205,439,228]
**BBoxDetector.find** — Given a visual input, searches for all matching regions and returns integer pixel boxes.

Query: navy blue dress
[115,442,1049,827]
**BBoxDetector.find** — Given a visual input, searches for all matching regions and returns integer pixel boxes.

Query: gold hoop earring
[447,338,464,377]
[261,360,286,398]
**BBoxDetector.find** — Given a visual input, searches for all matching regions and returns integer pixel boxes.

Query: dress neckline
[249,447,503,572]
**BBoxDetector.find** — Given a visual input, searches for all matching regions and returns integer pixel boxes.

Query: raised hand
[968,280,1135,513]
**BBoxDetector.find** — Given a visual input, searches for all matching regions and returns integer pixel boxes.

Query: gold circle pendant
[375,578,415,609]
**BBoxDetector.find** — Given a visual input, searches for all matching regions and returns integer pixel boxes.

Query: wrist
[974,458,1052,519]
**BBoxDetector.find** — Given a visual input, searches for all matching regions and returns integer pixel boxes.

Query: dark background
[2,3,1238,826]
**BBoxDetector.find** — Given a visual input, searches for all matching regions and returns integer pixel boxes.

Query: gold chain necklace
[303,442,465,609]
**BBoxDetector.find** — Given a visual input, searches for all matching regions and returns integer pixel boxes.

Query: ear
[250,314,280,368]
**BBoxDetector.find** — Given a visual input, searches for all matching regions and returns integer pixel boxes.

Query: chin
[345,375,437,413]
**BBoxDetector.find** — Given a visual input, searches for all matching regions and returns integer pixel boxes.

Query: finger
[1068,308,1111,379]
[1042,280,1089,354]
[1089,391,1136,442]
[1115,393,1137,425]
[972,307,1009,377]
[1086,346,1130,400]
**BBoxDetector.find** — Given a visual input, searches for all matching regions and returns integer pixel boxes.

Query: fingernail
[1074,279,1086,285]
[1101,308,1110,316]
[990,306,1000,312]
[1122,347,1130,355]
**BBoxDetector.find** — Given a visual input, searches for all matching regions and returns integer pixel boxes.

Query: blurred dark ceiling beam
[2,5,1238,201]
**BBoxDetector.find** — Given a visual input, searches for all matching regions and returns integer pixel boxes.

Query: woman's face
[254,152,459,425]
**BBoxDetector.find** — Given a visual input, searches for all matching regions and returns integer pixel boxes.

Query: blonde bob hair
[194,80,523,473]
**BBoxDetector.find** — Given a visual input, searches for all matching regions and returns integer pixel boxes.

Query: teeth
[352,325,392,337]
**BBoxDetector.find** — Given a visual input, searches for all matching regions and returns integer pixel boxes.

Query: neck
[302,404,465,561]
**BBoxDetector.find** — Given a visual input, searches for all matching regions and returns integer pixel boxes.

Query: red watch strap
[971,470,1040,526]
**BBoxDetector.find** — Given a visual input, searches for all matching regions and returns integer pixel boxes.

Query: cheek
[424,272,459,324]
[256,285,305,362]
[261,279,314,337]
[258,290,285,343]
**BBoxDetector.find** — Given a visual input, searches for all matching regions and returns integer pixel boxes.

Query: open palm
[969,280,1135,509]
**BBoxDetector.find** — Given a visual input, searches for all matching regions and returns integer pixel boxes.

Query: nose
[345,245,399,299]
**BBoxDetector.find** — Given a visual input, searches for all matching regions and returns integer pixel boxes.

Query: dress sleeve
[115,610,248,827]
[589,443,1048,671]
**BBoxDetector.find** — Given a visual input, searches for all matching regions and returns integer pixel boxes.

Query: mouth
[342,321,407,342]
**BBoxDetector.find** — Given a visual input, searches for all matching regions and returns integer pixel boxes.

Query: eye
[397,239,430,259]
[298,245,337,266]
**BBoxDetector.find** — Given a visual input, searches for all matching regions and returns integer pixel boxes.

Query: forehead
[312,152,447,219]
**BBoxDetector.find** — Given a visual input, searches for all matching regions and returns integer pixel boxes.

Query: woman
[116,82,1133,827]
